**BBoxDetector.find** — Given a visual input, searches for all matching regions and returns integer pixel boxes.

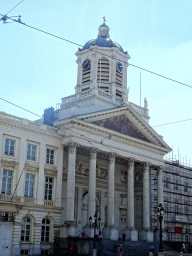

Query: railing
[80,89,92,98]
[98,89,112,100]
[0,193,20,203]
[44,200,54,207]
[62,94,76,103]
[116,97,122,103]
[24,198,34,205]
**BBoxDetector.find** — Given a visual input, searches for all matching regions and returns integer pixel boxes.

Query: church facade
[0,20,171,255]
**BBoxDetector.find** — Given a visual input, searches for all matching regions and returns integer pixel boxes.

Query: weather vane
[102,16,106,24]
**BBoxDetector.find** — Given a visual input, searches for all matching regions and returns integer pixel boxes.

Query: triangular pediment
[92,114,151,143]
[78,106,171,150]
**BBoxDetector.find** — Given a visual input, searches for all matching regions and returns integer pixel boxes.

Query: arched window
[82,59,91,85]
[116,62,123,87]
[41,218,50,242]
[21,217,31,242]
[97,57,109,86]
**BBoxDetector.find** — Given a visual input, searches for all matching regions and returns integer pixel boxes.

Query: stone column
[65,143,76,223]
[103,153,118,240]
[127,159,135,229]
[124,159,138,241]
[107,153,115,227]
[140,162,153,241]
[88,148,97,222]
[143,162,150,230]
[61,143,76,238]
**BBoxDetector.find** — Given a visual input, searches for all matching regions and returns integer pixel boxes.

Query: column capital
[68,143,76,154]
[157,165,164,173]
[89,148,97,159]
[144,162,151,170]
[108,153,116,163]
[128,158,135,168]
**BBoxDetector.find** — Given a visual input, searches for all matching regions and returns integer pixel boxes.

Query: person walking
[149,244,154,253]
[181,243,186,253]
[118,243,123,256]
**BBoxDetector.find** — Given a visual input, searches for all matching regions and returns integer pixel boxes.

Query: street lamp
[157,202,164,252]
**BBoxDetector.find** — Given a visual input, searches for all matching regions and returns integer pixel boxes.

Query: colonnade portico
[61,143,164,242]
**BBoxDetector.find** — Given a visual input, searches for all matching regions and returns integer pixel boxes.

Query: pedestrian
[118,243,123,256]
[149,244,154,253]
[181,243,186,253]
[122,233,126,241]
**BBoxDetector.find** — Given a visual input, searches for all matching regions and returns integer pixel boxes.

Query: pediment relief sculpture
[92,114,151,143]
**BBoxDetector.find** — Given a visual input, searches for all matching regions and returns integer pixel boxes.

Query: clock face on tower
[82,59,91,70]
[116,62,123,73]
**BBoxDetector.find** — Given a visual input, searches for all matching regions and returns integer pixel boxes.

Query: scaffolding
[150,158,192,242]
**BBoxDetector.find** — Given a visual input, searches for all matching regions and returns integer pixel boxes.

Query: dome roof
[80,21,127,54]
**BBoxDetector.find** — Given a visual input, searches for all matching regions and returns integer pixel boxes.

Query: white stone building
[0,20,172,255]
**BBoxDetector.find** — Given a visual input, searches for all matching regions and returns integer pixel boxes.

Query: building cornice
[0,112,62,139]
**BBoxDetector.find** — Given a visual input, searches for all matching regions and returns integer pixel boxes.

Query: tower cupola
[98,17,110,37]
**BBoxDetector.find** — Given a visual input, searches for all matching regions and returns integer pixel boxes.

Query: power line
[0,93,192,128]
[0,97,42,117]
[153,118,192,128]
[6,0,25,15]
[0,14,191,89]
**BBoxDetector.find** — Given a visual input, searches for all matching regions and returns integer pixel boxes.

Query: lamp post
[157,202,164,252]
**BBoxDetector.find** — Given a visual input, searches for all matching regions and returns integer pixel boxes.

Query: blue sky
[1,0,192,163]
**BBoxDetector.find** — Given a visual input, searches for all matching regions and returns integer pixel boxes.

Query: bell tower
[57,19,135,120]
[75,19,130,104]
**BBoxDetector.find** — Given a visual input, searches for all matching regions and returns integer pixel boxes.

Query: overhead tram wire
[6,0,25,15]
[153,118,192,127]
[0,14,191,89]
[0,97,42,118]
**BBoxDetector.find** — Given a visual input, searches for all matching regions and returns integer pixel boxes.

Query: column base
[83,226,94,238]
[103,227,118,240]
[139,229,154,242]
[60,221,76,238]
[122,228,138,241]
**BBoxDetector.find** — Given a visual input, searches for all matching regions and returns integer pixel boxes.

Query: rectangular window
[44,177,53,200]
[164,203,168,214]
[27,144,36,161]
[1,170,12,195]
[46,149,54,165]
[184,181,188,193]
[4,138,15,156]
[21,250,29,255]
[21,217,31,242]
[24,174,34,198]
[41,250,49,255]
